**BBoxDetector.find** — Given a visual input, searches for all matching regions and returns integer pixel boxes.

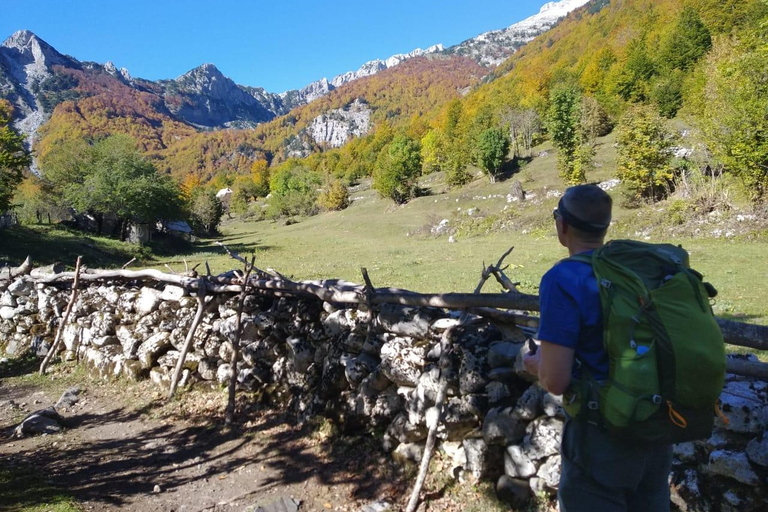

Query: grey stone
[463,438,498,479]
[0,291,16,307]
[122,359,143,381]
[504,444,538,478]
[116,325,142,358]
[522,417,564,461]
[55,386,80,409]
[488,367,515,382]
[717,380,768,434]
[217,363,232,384]
[487,341,523,369]
[161,285,186,301]
[96,286,121,305]
[14,407,62,437]
[486,381,511,403]
[91,335,119,348]
[513,341,538,382]
[384,413,427,447]
[198,358,218,381]
[673,442,698,464]
[343,352,378,387]
[7,278,34,297]
[513,385,544,420]
[377,304,433,339]
[136,332,172,369]
[483,407,526,446]
[393,442,423,464]
[430,318,460,332]
[542,393,564,418]
[249,495,301,512]
[0,306,16,320]
[459,350,487,394]
[705,450,759,485]
[286,335,314,373]
[157,350,201,371]
[135,287,162,316]
[380,340,424,387]
[496,475,531,508]
[88,311,116,337]
[359,500,392,512]
[536,454,561,489]
[746,435,768,467]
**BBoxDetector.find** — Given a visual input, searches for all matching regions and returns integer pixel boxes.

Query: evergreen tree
[662,7,712,71]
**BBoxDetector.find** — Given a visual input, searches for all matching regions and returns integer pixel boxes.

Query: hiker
[523,184,673,512]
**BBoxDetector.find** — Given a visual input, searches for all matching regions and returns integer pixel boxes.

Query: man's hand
[523,348,541,377]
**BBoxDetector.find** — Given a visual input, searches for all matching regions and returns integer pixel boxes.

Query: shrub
[317,179,350,211]
[373,134,421,204]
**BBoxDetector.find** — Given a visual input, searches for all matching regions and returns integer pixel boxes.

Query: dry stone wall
[1,276,766,510]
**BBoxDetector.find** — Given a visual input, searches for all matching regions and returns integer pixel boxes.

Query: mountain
[446,0,591,65]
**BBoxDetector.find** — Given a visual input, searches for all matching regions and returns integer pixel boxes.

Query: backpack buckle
[587,401,599,410]
[652,395,663,405]
[600,279,612,289]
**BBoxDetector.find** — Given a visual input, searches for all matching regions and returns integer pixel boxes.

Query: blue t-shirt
[536,252,609,380]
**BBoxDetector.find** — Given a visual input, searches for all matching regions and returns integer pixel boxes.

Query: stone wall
[1,277,766,510]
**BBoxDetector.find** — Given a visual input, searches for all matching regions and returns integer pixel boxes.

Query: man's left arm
[524,340,575,396]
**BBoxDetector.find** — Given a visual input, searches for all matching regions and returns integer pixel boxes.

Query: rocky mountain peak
[0,30,73,83]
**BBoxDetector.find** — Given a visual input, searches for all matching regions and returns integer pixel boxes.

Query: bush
[317,179,350,211]
[267,162,321,218]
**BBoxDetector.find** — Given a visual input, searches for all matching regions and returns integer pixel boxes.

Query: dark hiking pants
[558,419,673,512]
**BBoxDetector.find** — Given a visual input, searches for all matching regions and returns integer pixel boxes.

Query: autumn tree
[420,129,447,174]
[616,105,676,203]
[547,87,592,184]
[251,159,270,197]
[0,100,31,212]
[373,134,421,204]
[693,26,768,201]
[189,190,223,235]
[474,127,510,183]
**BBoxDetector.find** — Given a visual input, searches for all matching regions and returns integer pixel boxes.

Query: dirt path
[0,370,409,512]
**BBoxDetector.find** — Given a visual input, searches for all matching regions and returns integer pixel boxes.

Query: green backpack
[564,240,726,443]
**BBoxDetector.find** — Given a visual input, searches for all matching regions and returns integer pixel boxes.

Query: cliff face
[308,99,372,148]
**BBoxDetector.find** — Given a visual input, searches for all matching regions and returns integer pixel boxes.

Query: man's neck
[567,241,603,256]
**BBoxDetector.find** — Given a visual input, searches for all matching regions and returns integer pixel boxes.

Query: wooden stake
[168,278,208,399]
[225,255,256,425]
[405,326,455,512]
[39,256,83,375]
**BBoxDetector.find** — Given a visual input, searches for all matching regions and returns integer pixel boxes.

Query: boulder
[463,438,500,480]
[161,285,186,301]
[286,336,314,373]
[486,381,511,404]
[536,454,561,490]
[14,408,63,437]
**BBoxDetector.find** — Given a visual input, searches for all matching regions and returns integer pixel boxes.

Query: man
[524,184,672,512]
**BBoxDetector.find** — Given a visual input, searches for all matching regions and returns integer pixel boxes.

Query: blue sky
[2,0,545,93]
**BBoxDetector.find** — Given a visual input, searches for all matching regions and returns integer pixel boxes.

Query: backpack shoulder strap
[564,253,594,265]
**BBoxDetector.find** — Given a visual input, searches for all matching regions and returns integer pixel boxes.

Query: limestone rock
[536,454,561,489]
[217,363,232,384]
[377,304,433,339]
[286,336,314,373]
[483,407,526,446]
[136,287,162,316]
[486,381,511,403]
[122,359,143,381]
[522,417,564,461]
[717,380,768,434]
[496,475,531,508]
[198,358,218,381]
[746,435,768,467]
[161,285,186,301]
[14,407,63,437]
[463,438,500,479]
[542,393,564,418]
[705,450,759,485]
[459,350,487,394]
[379,338,425,387]
[513,385,544,420]
[487,341,523,369]
[136,332,172,369]
[504,444,538,478]
[116,325,141,357]
[392,442,424,465]
[7,278,34,297]
[55,386,80,409]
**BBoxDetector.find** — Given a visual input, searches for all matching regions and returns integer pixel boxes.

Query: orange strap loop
[667,401,688,429]
[715,400,730,425]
